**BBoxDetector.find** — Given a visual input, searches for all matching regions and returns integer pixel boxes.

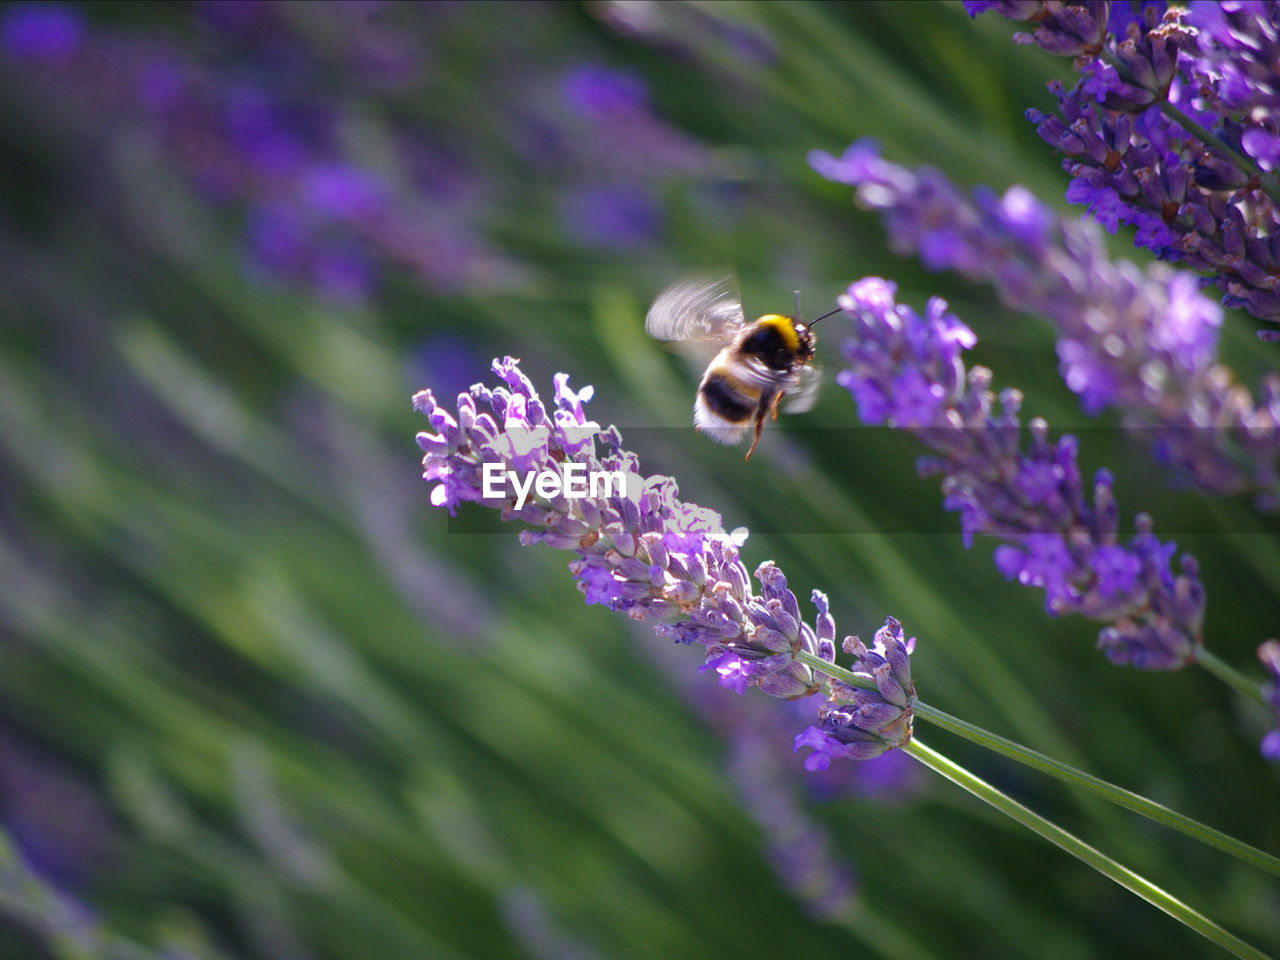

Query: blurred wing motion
[645,274,746,345]
[782,364,821,413]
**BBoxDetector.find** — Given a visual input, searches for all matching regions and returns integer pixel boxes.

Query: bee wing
[782,364,821,414]
[645,274,746,345]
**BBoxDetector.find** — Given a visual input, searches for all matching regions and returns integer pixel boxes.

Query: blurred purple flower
[302,162,387,222]
[561,64,649,116]
[1,3,83,62]
[310,245,377,302]
[245,202,310,278]
[0,735,115,889]
[836,277,1205,670]
[532,59,711,183]
[136,56,186,111]
[593,1,777,67]
[223,84,317,182]
[2,4,720,299]
[560,184,662,249]
[725,723,857,919]
[0,4,510,301]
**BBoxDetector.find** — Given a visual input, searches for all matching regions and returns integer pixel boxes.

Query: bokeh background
[0,2,1277,958]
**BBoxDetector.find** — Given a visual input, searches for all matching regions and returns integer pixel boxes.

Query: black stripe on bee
[737,320,814,371]
[700,371,758,424]
[739,323,802,370]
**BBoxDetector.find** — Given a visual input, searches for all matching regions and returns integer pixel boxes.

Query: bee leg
[744,407,768,460]
[769,391,783,421]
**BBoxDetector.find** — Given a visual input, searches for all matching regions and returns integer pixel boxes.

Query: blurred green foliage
[0,2,1276,959]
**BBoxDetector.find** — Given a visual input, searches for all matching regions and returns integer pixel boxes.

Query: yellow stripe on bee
[755,314,800,352]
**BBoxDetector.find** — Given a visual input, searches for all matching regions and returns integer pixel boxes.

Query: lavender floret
[812,140,1280,509]
[1188,2,1280,113]
[836,277,1205,670]
[415,357,916,759]
[794,618,917,768]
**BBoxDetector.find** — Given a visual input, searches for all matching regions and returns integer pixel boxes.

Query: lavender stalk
[967,1,1280,336]
[811,140,1280,510]
[418,359,1270,950]
[415,357,1280,878]
[415,356,914,763]
[834,276,1206,671]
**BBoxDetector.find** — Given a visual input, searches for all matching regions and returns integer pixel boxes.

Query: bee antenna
[794,289,801,317]
[808,306,842,328]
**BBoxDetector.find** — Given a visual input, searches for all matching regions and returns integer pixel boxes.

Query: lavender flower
[559,184,662,250]
[971,1,1280,334]
[1,4,720,298]
[794,619,917,769]
[965,0,1113,56]
[0,3,512,300]
[561,64,650,116]
[835,277,1205,670]
[0,735,114,890]
[414,357,915,759]
[812,140,1280,509]
[1188,2,1280,114]
[543,62,708,251]
[1259,639,1280,761]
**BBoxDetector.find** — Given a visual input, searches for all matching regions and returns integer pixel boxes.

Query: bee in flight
[646,275,839,460]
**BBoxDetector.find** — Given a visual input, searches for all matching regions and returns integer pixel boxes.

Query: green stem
[903,739,1274,960]
[913,701,1280,877]
[794,650,1280,878]
[1197,647,1268,706]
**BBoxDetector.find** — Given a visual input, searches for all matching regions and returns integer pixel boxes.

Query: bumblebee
[645,275,838,460]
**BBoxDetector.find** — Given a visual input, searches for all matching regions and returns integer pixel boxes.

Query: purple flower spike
[812,141,1280,510]
[971,1,1280,335]
[416,357,917,761]
[794,619,917,769]
[837,279,1205,670]
[1259,640,1280,761]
